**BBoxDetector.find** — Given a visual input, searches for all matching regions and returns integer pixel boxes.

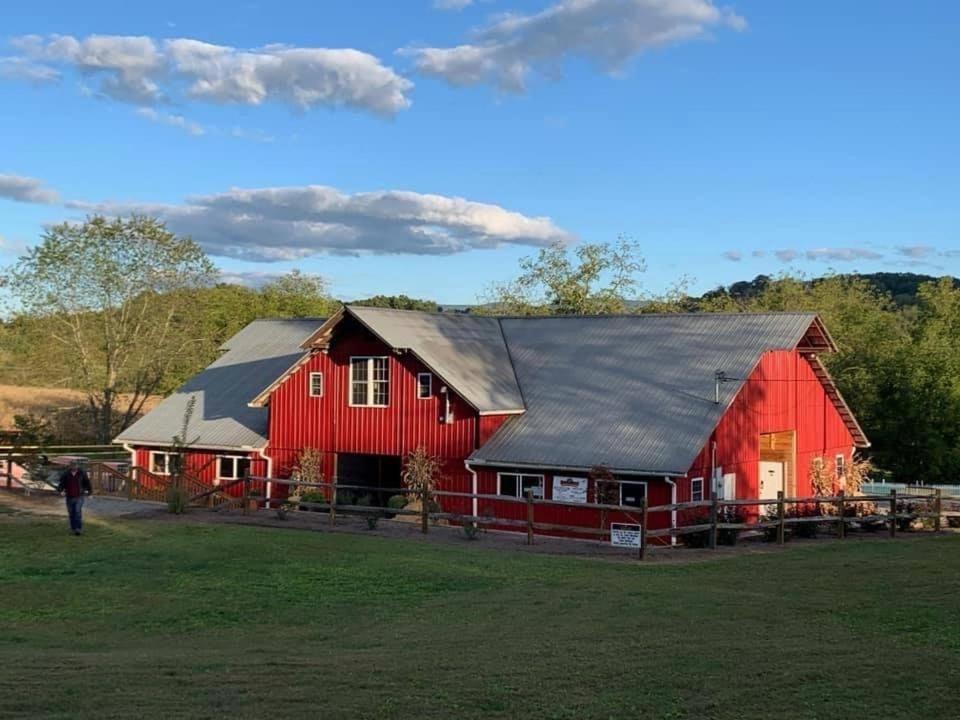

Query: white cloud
[722,250,741,261]
[66,184,573,261]
[136,107,205,136]
[751,250,765,258]
[805,247,882,262]
[217,270,300,287]
[406,0,746,90]
[6,33,413,116]
[0,173,60,204]
[434,0,475,9]
[774,249,799,263]
[896,245,935,259]
[0,56,61,84]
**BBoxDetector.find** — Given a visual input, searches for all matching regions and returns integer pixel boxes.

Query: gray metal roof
[115,318,324,449]
[346,306,525,413]
[470,313,820,475]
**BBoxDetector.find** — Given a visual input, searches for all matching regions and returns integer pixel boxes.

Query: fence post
[242,477,250,515]
[526,489,534,545]
[709,493,719,550]
[777,490,785,545]
[837,490,846,539]
[5,449,12,489]
[126,467,134,501]
[421,487,429,534]
[639,497,648,561]
[329,476,337,526]
[889,489,897,539]
[934,489,942,533]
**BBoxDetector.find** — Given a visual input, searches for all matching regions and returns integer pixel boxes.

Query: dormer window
[417,373,432,399]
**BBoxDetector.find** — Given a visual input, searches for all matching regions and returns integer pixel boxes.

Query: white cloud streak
[434,0,475,9]
[136,107,205,136]
[805,247,882,262]
[407,0,746,90]
[0,173,60,204]
[6,33,413,116]
[722,250,741,261]
[65,184,573,262]
[0,56,61,84]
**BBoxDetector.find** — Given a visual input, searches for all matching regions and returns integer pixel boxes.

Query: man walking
[57,460,92,535]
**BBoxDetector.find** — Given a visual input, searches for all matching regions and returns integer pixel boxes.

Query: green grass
[2,514,960,720]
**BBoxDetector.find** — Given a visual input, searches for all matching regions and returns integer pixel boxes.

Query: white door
[759,461,784,501]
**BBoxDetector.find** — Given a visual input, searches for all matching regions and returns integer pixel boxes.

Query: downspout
[664,476,677,547]
[256,447,274,507]
[464,460,478,521]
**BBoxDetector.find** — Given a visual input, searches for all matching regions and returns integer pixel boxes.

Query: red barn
[118,307,869,538]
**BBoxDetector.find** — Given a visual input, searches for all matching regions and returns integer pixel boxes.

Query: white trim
[348,356,390,407]
[496,471,544,499]
[835,453,846,479]
[149,450,172,476]
[470,459,687,477]
[118,440,265,452]
[477,409,526,416]
[690,476,704,502]
[465,460,478,520]
[308,371,324,398]
[417,372,432,399]
[257,448,274,506]
[618,479,648,508]
[664,476,677,547]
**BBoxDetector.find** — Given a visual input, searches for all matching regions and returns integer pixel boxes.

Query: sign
[553,475,588,503]
[610,523,642,548]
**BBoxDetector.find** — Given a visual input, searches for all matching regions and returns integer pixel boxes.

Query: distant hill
[701,272,960,307]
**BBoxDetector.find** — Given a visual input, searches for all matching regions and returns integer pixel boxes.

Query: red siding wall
[683,350,855,503]
[130,446,266,496]
[265,321,479,501]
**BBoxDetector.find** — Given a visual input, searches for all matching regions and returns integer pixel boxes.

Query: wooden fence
[231,476,956,560]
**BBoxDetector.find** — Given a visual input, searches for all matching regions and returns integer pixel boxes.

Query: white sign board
[610,523,642,548]
[553,475,588,504]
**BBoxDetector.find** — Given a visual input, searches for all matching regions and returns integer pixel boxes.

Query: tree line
[3,216,959,485]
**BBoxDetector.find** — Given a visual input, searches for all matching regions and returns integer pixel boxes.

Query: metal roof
[343,306,525,413]
[115,318,325,450]
[470,313,823,475]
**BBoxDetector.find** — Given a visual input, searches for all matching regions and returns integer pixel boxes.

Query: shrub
[165,484,189,514]
[366,513,381,530]
[947,516,960,529]
[680,508,745,548]
[896,501,918,531]
[717,508,745,546]
[762,507,781,542]
[789,504,820,538]
[387,494,409,510]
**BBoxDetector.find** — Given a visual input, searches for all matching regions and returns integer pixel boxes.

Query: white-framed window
[690,477,704,502]
[218,456,251,481]
[309,372,324,398]
[836,454,846,480]
[350,356,390,407]
[150,451,172,476]
[417,372,432,399]
[619,480,648,508]
[498,472,544,499]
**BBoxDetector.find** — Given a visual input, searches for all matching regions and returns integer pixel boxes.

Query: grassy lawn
[2,513,959,720]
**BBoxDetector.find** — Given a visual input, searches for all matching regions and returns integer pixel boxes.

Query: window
[309,372,324,398]
[350,357,389,407]
[619,481,647,508]
[836,454,846,480]
[150,451,172,476]
[690,477,704,502]
[218,456,251,481]
[498,473,544,499]
[417,372,432,399]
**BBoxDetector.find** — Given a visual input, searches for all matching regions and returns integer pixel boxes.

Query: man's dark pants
[66,496,84,533]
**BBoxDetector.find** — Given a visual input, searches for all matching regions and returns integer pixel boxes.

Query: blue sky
[1,0,957,303]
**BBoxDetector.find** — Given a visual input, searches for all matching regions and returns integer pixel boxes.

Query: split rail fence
[226,476,958,560]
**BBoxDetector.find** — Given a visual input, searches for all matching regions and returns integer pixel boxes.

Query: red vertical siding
[684,350,855,502]
[131,446,265,496]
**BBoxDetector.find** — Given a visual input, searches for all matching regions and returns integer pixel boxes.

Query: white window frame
[149,451,172,476]
[217,455,251,482]
[690,477,704,502]
[417,372,432,399]
[497,472,544,499]
[618,479,648,507]
[309,372,324,398]
[835,454,846,480]
[349,356,390,407]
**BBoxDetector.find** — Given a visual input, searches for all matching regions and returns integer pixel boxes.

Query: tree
[351,294,439,312]
[7,215,217,443]
[258,271,338,318]
[482,236,647,315]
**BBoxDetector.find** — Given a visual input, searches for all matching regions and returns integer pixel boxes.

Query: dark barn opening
[336,453,403,507]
